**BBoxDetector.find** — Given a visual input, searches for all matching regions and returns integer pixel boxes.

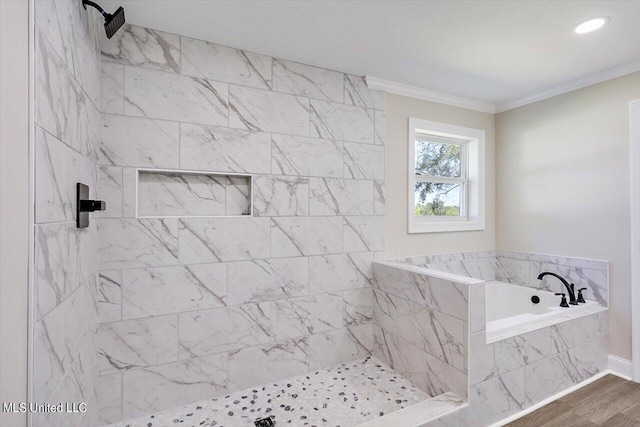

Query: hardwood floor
[507,375,640,427]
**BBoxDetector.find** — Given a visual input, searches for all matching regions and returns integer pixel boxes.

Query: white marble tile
[374,109,386,146]
[374,180,385,215]
[35,221,99,320]
[308,325,372,370]
[270,293,348,340]
[226,176,252,215]
[469,331,497,385]
[122,168,137,218]
[344,216,385,252]
[98,218,179,270]
[179,123,271,174]
[310,178,374,215]
[35,126,97,223]
[95,271,122,323]
[33,285,97,403]
[524,353,575,405]
[97,315,179,375]
[178,217,270,264]
[35,0,77,74]
[122,264,227,319]
[35,31,96,158]
[596,310,609,338]
[550,314,597,353]
[229,85,309,135]
[227,338,309,391]
[272,134,344,178]
[469,283,485,334]
[178,304,272,358]
[309,252,374,294]
[461,368,525,427]
[97,373,122,425]
[396,307,466,372]
[273,59,344,102]
[373,325,428,376]
[36,0,100,105]
[342,288,375,326]
[344,142,385,180]
[310,99,375,144]
[34,336,99,427]
[122,353,228,419]
[101,24,180,72]
[101,62,124,114]
[494,257,530,285]
[100,114,179,168]
[271,217,343,257]
[137,171,228,217]
[253,175,310,216]
[495,328,552,373]
[97,166,123,218]
[181,36,272,89]
[423,352,468,400]
[125,67,228,125]
[563,336,608,383]
[344,75,386,110]
[227,257,308,305]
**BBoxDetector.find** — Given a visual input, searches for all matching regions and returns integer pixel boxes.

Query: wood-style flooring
[507,375,640,427]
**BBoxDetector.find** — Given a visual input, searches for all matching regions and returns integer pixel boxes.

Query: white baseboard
[608,355,633,380]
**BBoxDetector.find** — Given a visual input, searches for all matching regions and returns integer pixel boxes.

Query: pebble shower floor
[109,357,428,427]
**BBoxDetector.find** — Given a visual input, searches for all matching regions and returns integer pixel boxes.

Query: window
[408,118,485,233]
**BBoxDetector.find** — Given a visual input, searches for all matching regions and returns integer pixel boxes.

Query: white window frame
[408,118,485,233]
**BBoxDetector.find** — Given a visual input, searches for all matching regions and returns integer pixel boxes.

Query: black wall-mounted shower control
[77,183,106,228]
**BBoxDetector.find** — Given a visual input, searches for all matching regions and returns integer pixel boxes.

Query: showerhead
[103,7,125,39]
[82,1,126,39]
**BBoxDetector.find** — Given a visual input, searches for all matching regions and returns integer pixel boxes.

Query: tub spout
[537,272,578,305]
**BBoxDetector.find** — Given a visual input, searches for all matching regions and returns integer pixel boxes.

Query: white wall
[385,93,496,258]
[496,72,640,360]
[0,1,30,426]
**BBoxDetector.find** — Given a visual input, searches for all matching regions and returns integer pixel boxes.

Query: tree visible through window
[414,135,467,217]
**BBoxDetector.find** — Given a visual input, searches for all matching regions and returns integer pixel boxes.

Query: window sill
[408,220,485,234]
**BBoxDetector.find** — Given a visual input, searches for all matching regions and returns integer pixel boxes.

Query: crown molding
[365,76,496,114]
[496,60,640,113]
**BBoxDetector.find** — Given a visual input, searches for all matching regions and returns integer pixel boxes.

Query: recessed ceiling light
[574,16,610,34]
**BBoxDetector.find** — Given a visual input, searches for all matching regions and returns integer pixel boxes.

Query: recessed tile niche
[136,169,252,218]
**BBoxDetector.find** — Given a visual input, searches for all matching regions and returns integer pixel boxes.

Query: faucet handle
[577,287,587,303]
[555,293,570,308]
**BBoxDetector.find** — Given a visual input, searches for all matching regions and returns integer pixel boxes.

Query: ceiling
[102,0,640,109]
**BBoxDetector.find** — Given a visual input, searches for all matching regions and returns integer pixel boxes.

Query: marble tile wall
[33,0,102,426]
[96,24,385,424]
[371,262,470,401]
[390,250,608,306]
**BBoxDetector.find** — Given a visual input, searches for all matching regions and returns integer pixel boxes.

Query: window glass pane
[415,182,461,216]
[415,139,461,177]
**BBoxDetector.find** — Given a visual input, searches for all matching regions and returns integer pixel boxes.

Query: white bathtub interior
[484,281,605,342]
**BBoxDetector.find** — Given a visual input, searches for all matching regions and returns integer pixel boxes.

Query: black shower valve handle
[555,292,570,308]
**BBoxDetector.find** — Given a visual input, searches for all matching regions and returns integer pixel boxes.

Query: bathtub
[485,281,604,342]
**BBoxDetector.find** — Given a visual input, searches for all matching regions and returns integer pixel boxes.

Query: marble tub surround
[374,255,610,426]
[107,357,430,427]
[97,23,386,424]
[33,0,103,425]
[390,249,609,307]
[460,294,609,426]
[372,261,470,401]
